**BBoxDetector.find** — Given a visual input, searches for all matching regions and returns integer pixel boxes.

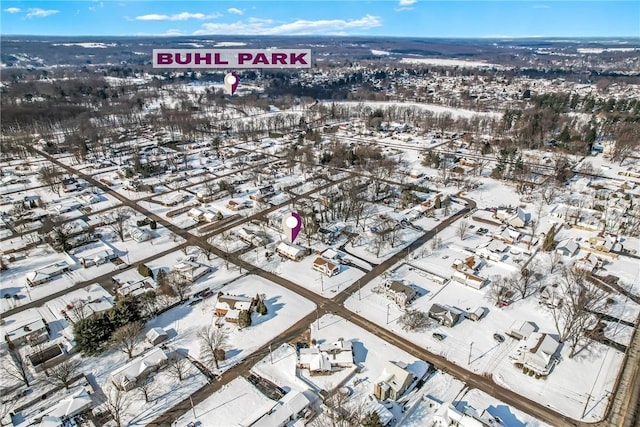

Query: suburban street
[14,148,639,427]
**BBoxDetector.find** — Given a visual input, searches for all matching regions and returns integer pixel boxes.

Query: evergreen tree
[109,296,142,328]
[238,310,252,328]
[73,315,114,355]
[361,411,384,427]
[255,294,268,315]
[543,224,556,252]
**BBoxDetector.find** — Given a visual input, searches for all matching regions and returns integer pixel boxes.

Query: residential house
[76,244,117,268]
[451,256,486,289]
[312,257,340,277]
[510,332,561,376]
[227,200,251,211]
[251,391,313,427]
[507,320,538,340]
[434,404,505,427]
[110,348,169,391]
[297,339,354,375]
[4,318,49,347]
[238,228,267,247]
[116,278,155,298]
[373,361,415,401]
[588,234,620,253]
[276,242,307,261]
[250,185,276,202]
[127,226,151,243]
[383,280,418,307]
[146,328,168,346]
[428,304,462,327]
[555,238,580,257]
[187,208,205,222]
[26,261,71,286]
[172,260,210,283]
[31,387,93,425]
[215,293,255,323]
[492,227,521,245]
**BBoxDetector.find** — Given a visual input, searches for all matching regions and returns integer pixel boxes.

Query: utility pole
[316,308,320,330]
[468,341,474,365]
[269,343,273,364]
[190,395,196,420]
[358,280,361,300]
[386,303,390,324]
[320,273,324,292]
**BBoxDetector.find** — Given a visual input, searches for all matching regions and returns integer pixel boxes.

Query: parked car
[493,333,505,343]
[432,333,446,341]
[188,298,203,306]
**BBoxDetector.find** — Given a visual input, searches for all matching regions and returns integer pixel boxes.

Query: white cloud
[26,8,59,18]
[4,7,21,13]
[398,0,417,5]
[135,12,221,21]
[227,7,244,15]
[194,14,382,36]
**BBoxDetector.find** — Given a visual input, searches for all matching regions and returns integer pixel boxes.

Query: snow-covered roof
[376,361,414,393]
[4,318,47,343]
[40,387,92,419]
[110,347,168,388]
[276,242,306,258]
[146,327,168,343]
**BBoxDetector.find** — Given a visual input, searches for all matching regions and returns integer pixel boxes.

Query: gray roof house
[428,304,462,327]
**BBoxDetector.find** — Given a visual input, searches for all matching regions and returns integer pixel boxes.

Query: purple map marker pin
[283,212,302,244]
[224,72,239,95]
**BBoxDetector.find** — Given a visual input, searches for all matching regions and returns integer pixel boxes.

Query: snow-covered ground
[344,257,625,420]
[146,274,316,372]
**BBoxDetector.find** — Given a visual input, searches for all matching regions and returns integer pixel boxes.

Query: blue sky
[1,1,639,37]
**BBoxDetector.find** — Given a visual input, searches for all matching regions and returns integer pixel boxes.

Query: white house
[172,260,210,282]
[252,391,312,427]
[275,242,306,261]
[510,332,561,376]
[373,361,415,401]
[111,348,169,390]
[26,261,71,286]
[382,280,418,307]
[127,226,151,243]
[297,339,354,375]
[312,257,340,277]
[556,238,580,257]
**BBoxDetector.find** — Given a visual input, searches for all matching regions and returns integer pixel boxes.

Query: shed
[468,307,486,322]
[146,327,168,346]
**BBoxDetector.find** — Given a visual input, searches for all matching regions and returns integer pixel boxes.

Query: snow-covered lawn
[146,274,316,372]
[344,260,625,421]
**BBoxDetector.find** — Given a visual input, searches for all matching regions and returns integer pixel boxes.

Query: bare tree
[314,389,367,427]
[547,268,609,358]
[2,347,31,387]
[167,354,190,381]
[103,208,132,242]
[166,271,190,300]
[46,358,82,390]
[548,250,563,274]
[511,263,542,299]
[198,324,228,370]
[134,377,158,403]
[111,321,144,359]
[457,220,469,240]
[60,298,88,323]
[398,310,433,332]
[38,164,64,196]
[486,275,513,306]
[102,385,132,427]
